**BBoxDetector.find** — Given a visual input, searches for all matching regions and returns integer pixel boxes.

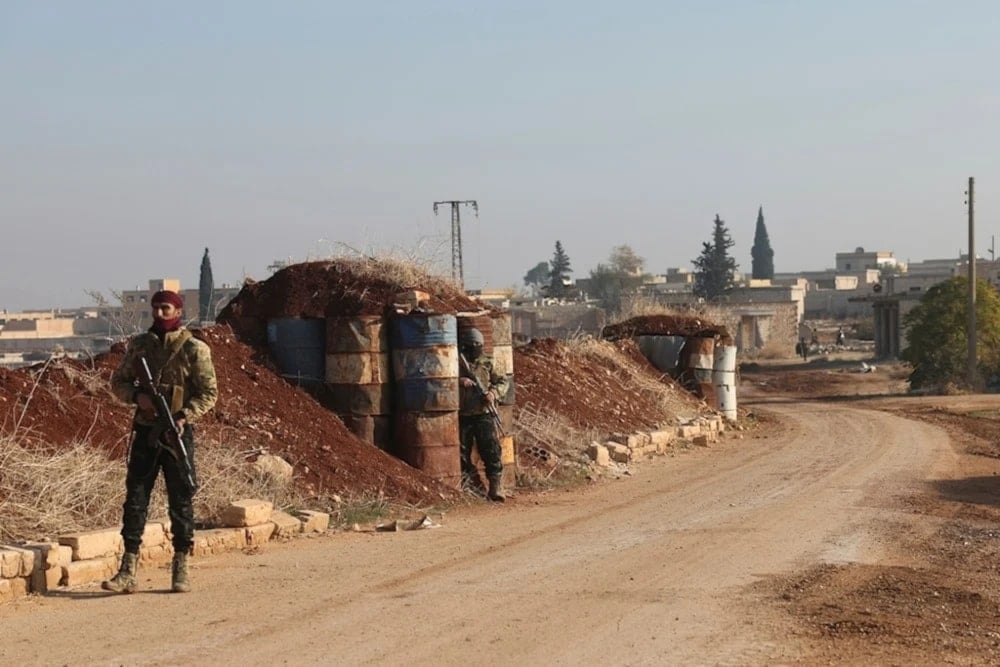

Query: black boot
[487,475,505,503]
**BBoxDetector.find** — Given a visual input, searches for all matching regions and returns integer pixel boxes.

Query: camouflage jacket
[459,355,509,416]
[111,328,218,425]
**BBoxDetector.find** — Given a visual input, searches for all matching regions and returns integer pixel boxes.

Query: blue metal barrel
[266,318,325,386]
[390,313,461,487]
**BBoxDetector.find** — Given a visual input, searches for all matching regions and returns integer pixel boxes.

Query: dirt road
[0,401,955,666]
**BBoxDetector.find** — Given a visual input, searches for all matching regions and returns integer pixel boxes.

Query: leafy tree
[900,276,1000,390]
[692,215,738,300]
[548,241,572,298]
[750,206,774,280]
[199,248,214,323]
[588,245,648,313]
[522,261,551,293]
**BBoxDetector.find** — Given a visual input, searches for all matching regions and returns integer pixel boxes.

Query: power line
[432,199,478,288]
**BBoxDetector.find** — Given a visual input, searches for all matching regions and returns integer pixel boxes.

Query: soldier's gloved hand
[485,390,496,405]
[460,377,475,388]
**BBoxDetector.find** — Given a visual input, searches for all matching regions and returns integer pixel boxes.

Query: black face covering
[462,344,483,361]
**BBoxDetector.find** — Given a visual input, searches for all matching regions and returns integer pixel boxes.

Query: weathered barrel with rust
[490,312,515,405]
[680,336,718,408]
[322,316,392,450]
[390,313,461,486]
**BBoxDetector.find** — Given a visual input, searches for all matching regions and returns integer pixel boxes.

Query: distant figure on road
[797,321,812,361]
[836,327,846,347]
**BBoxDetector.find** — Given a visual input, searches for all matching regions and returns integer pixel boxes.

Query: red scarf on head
[151,317,182,335]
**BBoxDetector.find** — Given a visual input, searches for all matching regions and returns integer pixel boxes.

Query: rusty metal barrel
[712,337,738,421]
[390,313,460,486]
[266,318,325,387]
[681,336,717,408]
[323,316,392,450]
[490,312,515,405]
[635,335,686,375]
[457,311,494,355]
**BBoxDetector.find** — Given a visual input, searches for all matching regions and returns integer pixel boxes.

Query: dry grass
[616,295,682,321]
[514,404,600,461]
[0,433,310,543]
[317,241,463,295]
[565,337,701,422]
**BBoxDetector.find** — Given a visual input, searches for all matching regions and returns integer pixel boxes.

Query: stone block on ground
[254,455,294,485]
[270,511,303,540]
[62,557,117,588]
[624,433,651,450]
[587,442,610,466]
[648,430,674,448]
[192,528,248,557]
[296,510,330,534]
[19,542,61,570]
[58,529,123,561]
[221,500,274,528]
[246,522,277,546]
[605,442,631,464]
[677,424,700,439]
[56,545,73,569]
[32,565,64,593]
[139,544,173,564]
[1,548,25,579]
[693,434,711,447]
[0,545,36,577]
[141,522,167,548]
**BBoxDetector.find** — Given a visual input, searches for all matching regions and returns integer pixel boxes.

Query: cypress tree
[549,241,572,298]
[692,215,738,300]
[199,248,214,323]
[750,206,775,280]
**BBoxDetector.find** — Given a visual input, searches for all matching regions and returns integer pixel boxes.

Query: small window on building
[845,263,851,270]
[909,286,922,292]
[126,296,135,303]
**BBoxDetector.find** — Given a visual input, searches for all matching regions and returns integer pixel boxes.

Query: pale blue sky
[2,1,999,310]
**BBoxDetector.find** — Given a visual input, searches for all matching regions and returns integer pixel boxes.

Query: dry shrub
[514,404,599,460]
[317,240,460,294]
[616,295,684,321]
[0,435,125,541]
[565,336,698,422]
[0,433,309,543]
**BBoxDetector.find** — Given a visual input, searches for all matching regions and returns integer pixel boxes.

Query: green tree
[523,261,551,293]
[900,277,1000,390]
[750,206,774,280]
[199,248,214,323]
[548,241,572,298]
[692,215,738,300]
[588,245,648,313]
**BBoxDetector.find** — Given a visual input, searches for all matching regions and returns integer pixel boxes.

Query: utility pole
[433,199,478,288]
[967,177,976,387]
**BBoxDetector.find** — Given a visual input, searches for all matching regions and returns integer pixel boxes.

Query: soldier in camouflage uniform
[103,290,218,594]
[458,327,509,502]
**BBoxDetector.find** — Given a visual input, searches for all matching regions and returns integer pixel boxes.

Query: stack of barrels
[679,336,718,408]
[323,316,393,450]
[390,313,462,487]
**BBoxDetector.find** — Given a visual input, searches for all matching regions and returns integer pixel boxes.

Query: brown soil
[601,313,727,340]
[743,356,1000,665]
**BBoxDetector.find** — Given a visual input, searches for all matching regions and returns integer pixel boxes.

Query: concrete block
[605,442,631,463]
[1,548,24,578]
[58,529,123,561]
[8,576,29,598]
[246,522,277,546]
[62,557,116,588]
[677,425,700,439]
[0,545,36,577]
[648,430,674,447]
[587,443,610,466]
[141,522,167,548]
[625,433,651,450]
[0,578,11,603]
[221,499,274,528]
[139,544,172,564]
[56,545,73,569]
[20,542,61,570]
[192,528,248,557]
[693,434,711,447]
[270,511,303,539]
[32,565,64,593]
[296,510,330,534]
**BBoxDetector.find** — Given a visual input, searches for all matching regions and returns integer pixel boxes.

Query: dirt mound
[217,259,484,344]
[513,338,708,435]
[0,325,457,506]
[601,314,727,340]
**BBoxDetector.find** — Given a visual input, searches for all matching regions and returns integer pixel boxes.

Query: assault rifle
[458,353,506,437]
[137,356,197,493]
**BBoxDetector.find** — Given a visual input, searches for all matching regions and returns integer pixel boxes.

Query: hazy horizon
[3,1,998,311]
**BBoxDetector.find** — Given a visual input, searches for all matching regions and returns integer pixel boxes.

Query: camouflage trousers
[459,413,503,481]
[120,423,197,554]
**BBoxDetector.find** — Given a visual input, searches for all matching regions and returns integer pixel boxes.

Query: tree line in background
[521,207,776,310]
